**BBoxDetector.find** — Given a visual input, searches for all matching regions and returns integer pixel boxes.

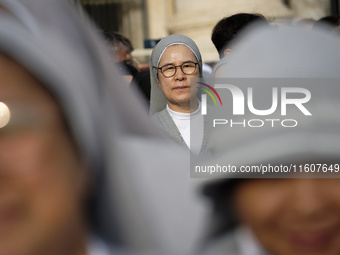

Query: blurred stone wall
[136,0,332,63]
[289,0,330,19]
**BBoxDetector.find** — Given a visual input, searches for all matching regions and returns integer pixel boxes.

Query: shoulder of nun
[150,111,163,129]
[150,109,169,128]
[150,109,188,147]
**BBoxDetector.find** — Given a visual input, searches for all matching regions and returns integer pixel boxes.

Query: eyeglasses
[154,61,199,78]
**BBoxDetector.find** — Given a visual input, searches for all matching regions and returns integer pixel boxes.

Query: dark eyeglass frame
[153,60,200,78]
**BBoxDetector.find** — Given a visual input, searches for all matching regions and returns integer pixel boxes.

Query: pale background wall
[78,0,332,64]
[139,0,331,63]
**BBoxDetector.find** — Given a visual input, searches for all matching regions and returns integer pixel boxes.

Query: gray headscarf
[149,34,203,115]
[0,1,208,254]
[198,24,340,239]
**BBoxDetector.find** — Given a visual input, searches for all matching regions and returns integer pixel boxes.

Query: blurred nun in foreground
[197,24,340,255]
[0,0,207,255]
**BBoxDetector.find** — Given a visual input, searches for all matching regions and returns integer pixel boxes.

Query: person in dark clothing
[211,13,268,59]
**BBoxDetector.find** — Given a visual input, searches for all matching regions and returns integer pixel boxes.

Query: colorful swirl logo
[197,82,222,106]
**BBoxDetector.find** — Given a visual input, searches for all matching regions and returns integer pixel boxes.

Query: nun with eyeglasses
[150,35,214,155]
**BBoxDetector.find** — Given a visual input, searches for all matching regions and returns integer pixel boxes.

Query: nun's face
[0,55,89,255]
[234,178,340,255]
[157,44,200,112]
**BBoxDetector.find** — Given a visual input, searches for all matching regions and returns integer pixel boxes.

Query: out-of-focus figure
[198,24,340,255]
[103,31,139,70]
[0,1,207,255]
[0,53,98,255]
[130,69,151,108]
[211,13,269,59]
[210,13,269,80]
[313,15,340,33]
[117,61,139,84]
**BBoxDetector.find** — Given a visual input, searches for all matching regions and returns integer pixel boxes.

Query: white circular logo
[0,102,11,128]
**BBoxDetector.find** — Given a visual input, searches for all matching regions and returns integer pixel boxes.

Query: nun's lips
[289,227,338,252]
[173,86,189,90]
[0,205,20,229]
[0,197,22,230]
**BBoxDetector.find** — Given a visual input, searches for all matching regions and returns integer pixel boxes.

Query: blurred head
[201,25,340,255]
[103,31,133,63]
[234,178,340,255]
[116,43,129,62]
[211,13,268,59]
[0,2,110,254]
[0,1,204,255]
[313,16,340,33]
[0,54,90,255]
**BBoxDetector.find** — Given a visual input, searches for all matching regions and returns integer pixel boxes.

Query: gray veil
[196,24,340,241]
[149,34,203,115]
[0,1,208,254]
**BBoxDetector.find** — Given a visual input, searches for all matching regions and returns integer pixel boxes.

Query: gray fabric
[152,109,188,148]
[202,24,340,177]
[149,34,202,115]
[0,1,208,254]
[211,55,230,83]
[199,232,239,255]
[198,24,340,242]
[152,108,214,154]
